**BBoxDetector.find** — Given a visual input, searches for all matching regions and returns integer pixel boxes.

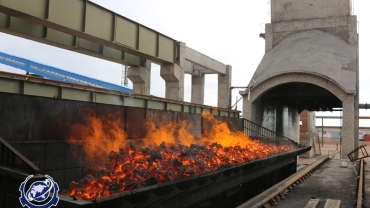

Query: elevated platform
[238,152,370,208]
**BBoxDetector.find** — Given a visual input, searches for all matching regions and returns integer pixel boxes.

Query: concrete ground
[276,139,370,208]
[298,138,370,165]
[277,159,356,208]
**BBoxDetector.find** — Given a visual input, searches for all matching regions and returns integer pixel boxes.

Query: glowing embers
[65,141,294,201]
[63,111,295,201]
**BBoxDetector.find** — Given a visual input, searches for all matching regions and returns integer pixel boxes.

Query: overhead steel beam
[0,0,176,65]
[0,13,142,66]
[185,47,226,74]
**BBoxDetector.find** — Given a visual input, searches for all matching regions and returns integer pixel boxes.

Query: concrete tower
[241,0,359,158]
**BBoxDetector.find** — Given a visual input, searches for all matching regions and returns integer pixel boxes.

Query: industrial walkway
[364,161,370,208]
[275,159,356,207]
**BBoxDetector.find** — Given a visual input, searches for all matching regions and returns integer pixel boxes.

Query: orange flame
[64,111,295,201]
[67,109,127,164]
[143,120,196,146]
[200,114,253,147]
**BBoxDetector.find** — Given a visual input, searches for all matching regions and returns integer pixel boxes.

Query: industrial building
[0,0,369,207]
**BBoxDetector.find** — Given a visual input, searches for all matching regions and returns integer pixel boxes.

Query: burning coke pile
[63,111,294,201]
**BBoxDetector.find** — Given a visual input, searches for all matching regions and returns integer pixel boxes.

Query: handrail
[348,144,369,162]
[243,119,290,141]
[0,136,40,175]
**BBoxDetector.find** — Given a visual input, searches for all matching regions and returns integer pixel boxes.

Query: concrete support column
[265,23,273,52]
[348,16,358,45]
[191,73,204,104]
[354,24,360,158]
[159,41,185,101]
[341,95,355,158]
[218,65,232,108]
[160,64,184,101]
[127,60,151,95]
[243,90,253,121]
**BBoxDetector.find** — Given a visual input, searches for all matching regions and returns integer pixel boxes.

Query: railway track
[356,159,365,208]
[237,151,353,208]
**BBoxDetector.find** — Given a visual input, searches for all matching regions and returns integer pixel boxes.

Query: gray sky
[0,0,369,126]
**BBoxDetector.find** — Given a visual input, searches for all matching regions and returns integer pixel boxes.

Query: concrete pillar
[218,65,232,108]
[265,23,273,52]
[354,25,360,158]
[341,95,355,158]
[176,42,186,69]
[127,60,151,95]
[191,73,204,104]
[160,63,184,101]
[159,42,185,101]
[348,16,358,45]
[241,87,252,120]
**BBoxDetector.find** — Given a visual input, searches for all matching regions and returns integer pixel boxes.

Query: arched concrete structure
[242,0,359,158]
[242,72,355,158]
[250,30,357,94]
[242,7,358,157]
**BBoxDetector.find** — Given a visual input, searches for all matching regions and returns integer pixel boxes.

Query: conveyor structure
[0,51,132,93]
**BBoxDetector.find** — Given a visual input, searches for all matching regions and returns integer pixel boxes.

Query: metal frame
[57,146,309,208]
[0,0,176,65]
[0,51,132,93]
[243,119,290,141]
[238,155,329,208]
[0,136,40,177]
[0,71,240,117]
[0,113,309,207]
[348,144,369,162]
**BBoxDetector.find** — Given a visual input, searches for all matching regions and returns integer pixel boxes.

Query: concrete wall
[254,30,357,94]
[265,0,356,49]
[252,98,300,142]
[271,0,351,23]
[243,0,358,159]
[243,73,355,158]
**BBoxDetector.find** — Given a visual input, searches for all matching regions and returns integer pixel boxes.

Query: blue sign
[19,175,59,208]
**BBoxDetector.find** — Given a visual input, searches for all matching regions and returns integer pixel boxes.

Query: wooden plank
[304,199,320,208]
[324,199,341,208]
[341,161,348,167]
